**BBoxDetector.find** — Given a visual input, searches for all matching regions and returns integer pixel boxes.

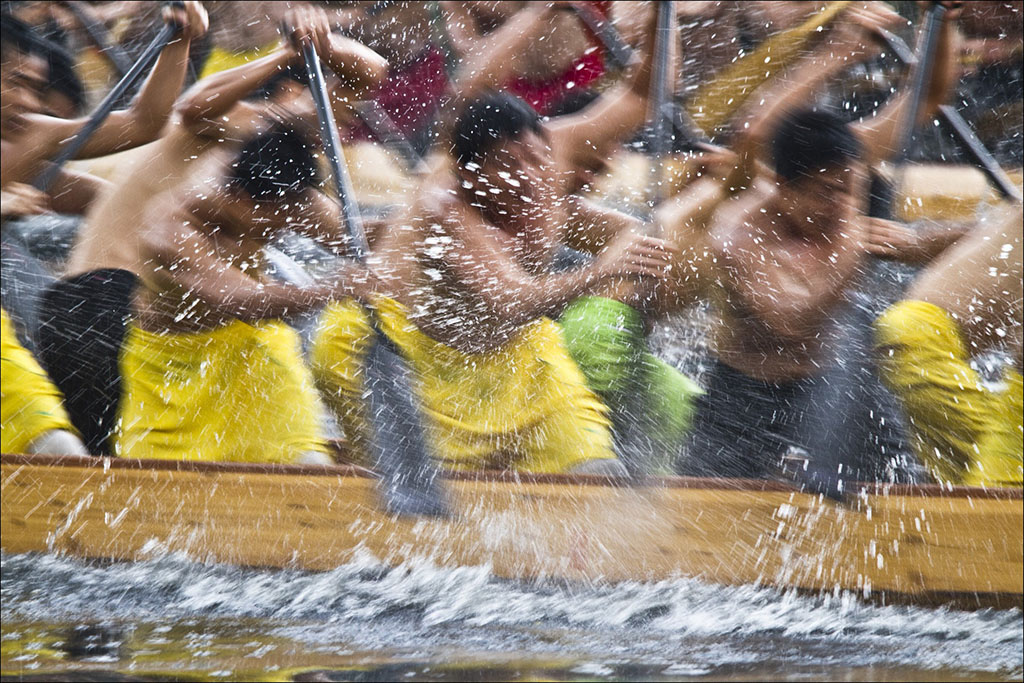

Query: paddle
[570,2,633,71]
[571,1,708,152]
[351,100,426,173]
[645,0,675,211]
[609,0,675,479]
[61,1,134,77]
[873,3,949,218]
[874,27,1021,202]
[797,3,951,501]
[33,3,184,193]
[300,41,448,517]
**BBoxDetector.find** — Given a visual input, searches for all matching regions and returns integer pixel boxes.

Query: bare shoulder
[710,188,770,254]
[0,120,61,181]
[136,205,201,263]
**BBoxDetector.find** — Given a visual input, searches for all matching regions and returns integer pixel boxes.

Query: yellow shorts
[874,300,1023,487]
[1,308,76,453]
[115,320,327,463]
[311,298,616,473]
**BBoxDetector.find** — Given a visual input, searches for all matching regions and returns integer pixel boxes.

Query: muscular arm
[729,3,903,182]
[46,168,111,215]
[563,195,639,254]
[546,5,661,172]
[447,3,551,101]
[445,205,672,326]
[866,217,971,264]
[146,218,363,323]
[853,11,960,165]
[319,32,389,95]
[174,47,295,136]
[907,204,1023,357]
[33,6,205,160]
[278,190,351,256]
[445,214,606,326]
[651,176,728,314]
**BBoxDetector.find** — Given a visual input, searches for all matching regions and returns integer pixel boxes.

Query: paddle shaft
[570,2,634,71]
[33,19,179,192]
[62,1,134,77]
[873,3,947,220]
[301,42,369,261]
[645,0,674,218]
[300,42,448,516]
[352,100,425,173]
[573,2,709,154]
[875,27,1020,202]
[610,2,676,479]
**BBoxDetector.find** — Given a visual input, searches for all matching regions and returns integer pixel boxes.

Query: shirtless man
[1,6,204,457]
[677,3,964,481]
[875,203,1022,487]
[1,6,205,215]
[313,91,675,474]
[36,9,387,458]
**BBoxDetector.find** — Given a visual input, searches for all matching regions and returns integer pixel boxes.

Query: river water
[2,551,1021,681]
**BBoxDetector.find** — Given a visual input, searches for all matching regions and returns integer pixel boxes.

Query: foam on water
[2,550,1022,679]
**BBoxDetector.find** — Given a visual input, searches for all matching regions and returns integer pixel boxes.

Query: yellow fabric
[310,299,377,460]
[874,300,1023,487]
[116,320,327,463]
[311,298,616,472]
[200,43,279,79]
[1,308,76,453]
[686,1,850,135]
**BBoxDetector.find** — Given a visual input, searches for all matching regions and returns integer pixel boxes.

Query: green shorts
[558,296,702,454]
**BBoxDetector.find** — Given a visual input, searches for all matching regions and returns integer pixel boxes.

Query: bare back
[64,123,229,278]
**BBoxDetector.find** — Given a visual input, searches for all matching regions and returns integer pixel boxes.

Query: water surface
[2,552,1021,681]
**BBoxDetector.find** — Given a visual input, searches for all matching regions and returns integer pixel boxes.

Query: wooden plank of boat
[2,453,1021,608]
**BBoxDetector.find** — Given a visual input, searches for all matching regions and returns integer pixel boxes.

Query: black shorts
[680,358,910,482]
[36,269,137,455]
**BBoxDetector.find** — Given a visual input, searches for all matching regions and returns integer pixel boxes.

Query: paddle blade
[364,334,450,518]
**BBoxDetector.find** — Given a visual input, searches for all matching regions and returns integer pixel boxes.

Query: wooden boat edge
[3,452,1020,499]
[4,452,1021,610]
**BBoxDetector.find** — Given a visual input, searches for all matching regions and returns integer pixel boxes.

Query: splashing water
[2,551,1021,681]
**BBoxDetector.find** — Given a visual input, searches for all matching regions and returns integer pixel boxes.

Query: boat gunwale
[3,452,1021,499]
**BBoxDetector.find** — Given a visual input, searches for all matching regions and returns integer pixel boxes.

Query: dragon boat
[2,452,1021,609]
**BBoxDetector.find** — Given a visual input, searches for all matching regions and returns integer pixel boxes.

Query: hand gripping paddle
[300,41,449,517]
[34,2,185,192]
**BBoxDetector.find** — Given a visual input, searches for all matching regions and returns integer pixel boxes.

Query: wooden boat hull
[2,453,1021,608]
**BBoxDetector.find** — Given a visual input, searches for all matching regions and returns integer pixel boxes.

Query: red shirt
[351,1,609,142]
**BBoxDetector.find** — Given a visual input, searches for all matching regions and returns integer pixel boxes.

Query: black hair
[545,89,600,119]
[41,38,84,114]
[1,12,41,60]
[453,91,541,168]
[771,109,863,183]
[228,124,321,201]
[242,64,309,102]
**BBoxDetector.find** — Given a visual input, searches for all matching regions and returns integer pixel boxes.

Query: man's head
[223,124,321,235]
[453,91,551,210]
[1,14,47,137]
[771,109,865,229]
